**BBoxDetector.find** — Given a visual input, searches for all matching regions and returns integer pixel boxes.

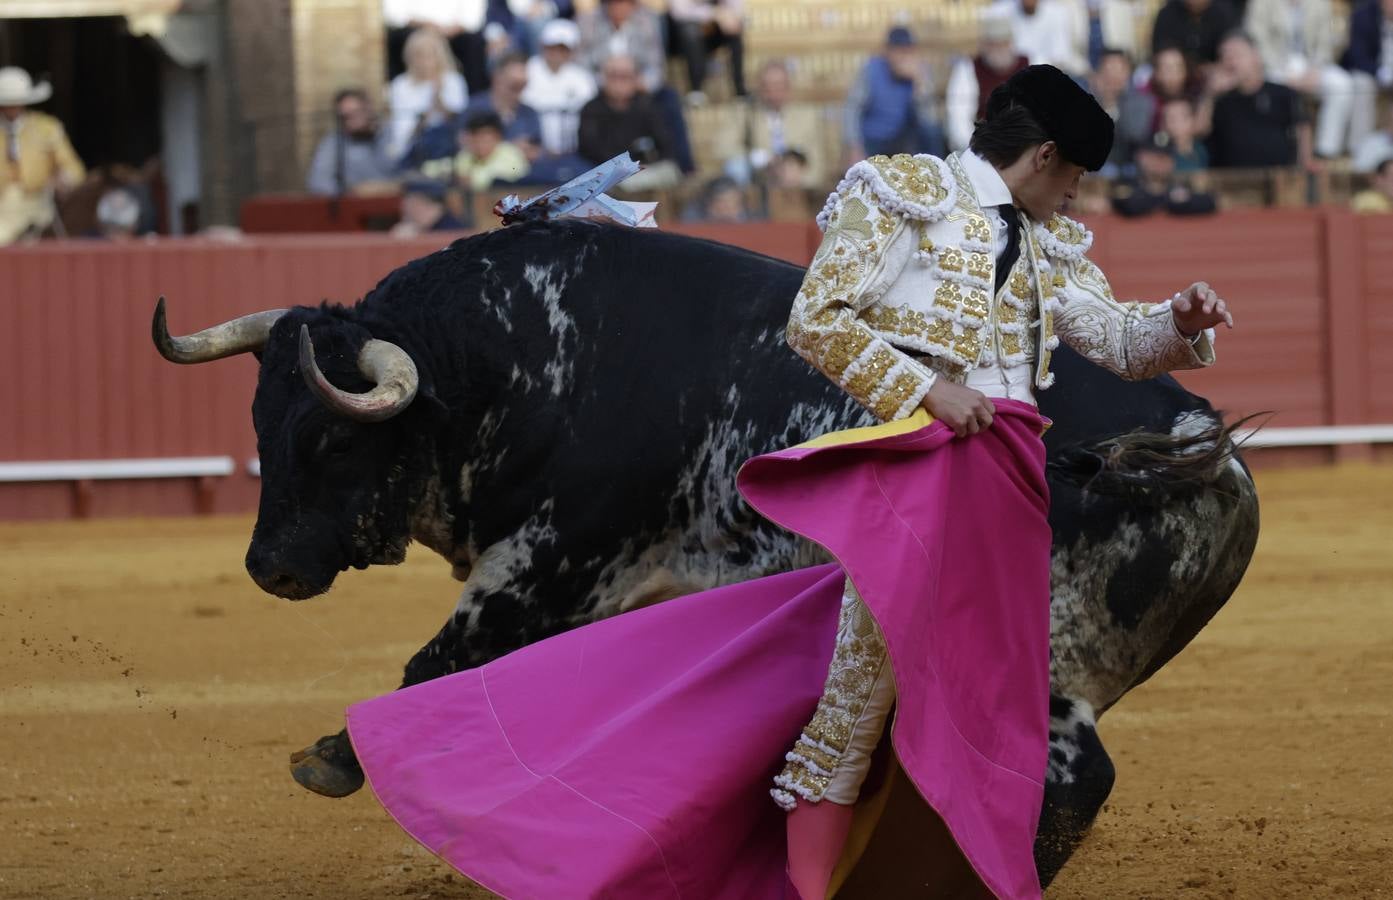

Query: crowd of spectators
[314,0,1393,228]
[11,0,1393,245]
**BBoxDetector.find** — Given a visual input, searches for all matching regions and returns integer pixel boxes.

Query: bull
[153,219,1259,884]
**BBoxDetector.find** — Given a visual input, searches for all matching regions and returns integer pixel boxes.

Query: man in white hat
[522,18,597,157]
[0,66,86,244]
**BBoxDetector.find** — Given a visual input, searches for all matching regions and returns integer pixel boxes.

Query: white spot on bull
[1046,698,1097,785]
[451,500,560,627]
[524,262,575,396]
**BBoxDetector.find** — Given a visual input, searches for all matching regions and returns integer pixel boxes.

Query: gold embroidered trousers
[771,579,897,809]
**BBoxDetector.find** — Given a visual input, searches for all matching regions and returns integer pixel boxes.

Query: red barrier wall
[1,211,1388,519]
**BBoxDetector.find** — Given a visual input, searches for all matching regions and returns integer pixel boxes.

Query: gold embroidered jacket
[785,152,1215,421]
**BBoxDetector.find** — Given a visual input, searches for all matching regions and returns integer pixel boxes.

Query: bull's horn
[298,325,420,423]
[152,297,288,364]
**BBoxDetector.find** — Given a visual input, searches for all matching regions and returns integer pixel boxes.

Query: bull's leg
[290,575,561,797]
[1034,695,1115,886]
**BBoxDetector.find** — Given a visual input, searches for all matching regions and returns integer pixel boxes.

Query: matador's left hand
[1171,282,1235,336]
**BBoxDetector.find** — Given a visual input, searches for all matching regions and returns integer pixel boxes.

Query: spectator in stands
[93,187,143,241]
[1246,0,1377,159]
[1160,98,1210,171]
[522,19,597,157]
[669,0,747,102]
[578,54,682,191]
[392,178,467,236]
[945,12,1029,152]
[422,110,530,190]
[1110,134,1219,216]
[306,89,397,196]
[843,27,945,163]
[998,0,1090,79]
[1352,157,1393,213]
[1151,0,1240,69]
[464,51,544,153]
[716,59,827,189]
[769,149,810,190]
[1206,31,1311,168]
[1090,48,1153,173]
[579,0,667,94]
[387,29,470,161]
[382,0,488,93]
[684,175,749,222]
[0,67,85,245]
[1343,0,1393,90]
[1084,0,1141,66]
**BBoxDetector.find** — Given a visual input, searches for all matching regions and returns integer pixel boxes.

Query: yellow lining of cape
[795,408,936,450]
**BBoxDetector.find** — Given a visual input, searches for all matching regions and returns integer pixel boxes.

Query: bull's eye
[316,430,355,459]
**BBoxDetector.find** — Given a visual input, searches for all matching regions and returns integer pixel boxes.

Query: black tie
[995,204,1022,295]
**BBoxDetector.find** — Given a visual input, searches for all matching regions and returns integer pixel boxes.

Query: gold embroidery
[964,215,991,244]
[774,582,889,806]
[837,196,874,240]
[872,370,924,421]
[967,252,992,281]
[844,347,898,402]
[1010,269,1032,299]
[939,248,964,273]
[814,328,873,379]
[865,154,950,207]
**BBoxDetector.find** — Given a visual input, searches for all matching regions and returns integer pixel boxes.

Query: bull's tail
[1048,411,1266,502]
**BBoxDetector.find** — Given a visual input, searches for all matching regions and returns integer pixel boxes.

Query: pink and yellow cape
[346,399,1052,898]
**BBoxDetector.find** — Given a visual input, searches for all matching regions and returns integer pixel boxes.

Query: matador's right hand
[922,379,995,438]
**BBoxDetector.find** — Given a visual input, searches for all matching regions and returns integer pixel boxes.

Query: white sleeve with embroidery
[1052,255,1216,382]
[785,179,939,422]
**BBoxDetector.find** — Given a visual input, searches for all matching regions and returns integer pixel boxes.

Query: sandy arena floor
[1,464,1390,899]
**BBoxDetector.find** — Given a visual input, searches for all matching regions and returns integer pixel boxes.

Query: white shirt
[387,71,469,160]
[958,150,1038,406]
[381,0,485,31]
[998,0,1090,78]
[521,57,597,155]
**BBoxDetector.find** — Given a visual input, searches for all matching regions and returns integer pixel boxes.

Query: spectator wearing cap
[422,110,530,190]
[1352,157,1393,213]
[1150,0,1240,69]
[714,59,828,189]
[843,27,945,162]
[392,178,467,237]
[387,29,470,161]
[1205,31,1312,168]
[996,0,1091,79]
[522,18,597,157]
[946,13,1029,153]
[92,187,144,241]
[1245,0,1377,158]
[483,0,576,57]
[669,0,747,102]
[0,66,86,244]
[306,88,397,196]
[577,53,682,191]
[1110,133,1218,217]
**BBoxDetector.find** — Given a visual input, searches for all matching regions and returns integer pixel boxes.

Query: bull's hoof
[289,731,365,798]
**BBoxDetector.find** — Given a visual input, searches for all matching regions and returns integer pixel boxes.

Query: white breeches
[771,579,897,810]
[1303,65,1378,158]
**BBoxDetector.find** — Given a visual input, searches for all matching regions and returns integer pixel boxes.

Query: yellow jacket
[0,110,85,193]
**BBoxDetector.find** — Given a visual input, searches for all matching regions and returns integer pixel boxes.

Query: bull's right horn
[152,296,289,364]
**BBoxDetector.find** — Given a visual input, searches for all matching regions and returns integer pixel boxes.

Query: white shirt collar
[959,150,1014,210]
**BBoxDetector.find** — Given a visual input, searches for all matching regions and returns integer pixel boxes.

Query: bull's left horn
[298,325,420,423]
[152,297,288,364]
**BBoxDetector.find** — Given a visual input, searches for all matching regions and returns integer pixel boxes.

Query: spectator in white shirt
[382,0,490,92]
[945,12,1030,151]
[999,0,1091,78]
[387,28,471,162]
[522,18,597,155]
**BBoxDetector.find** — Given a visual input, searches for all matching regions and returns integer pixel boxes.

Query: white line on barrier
[0,457,235,483]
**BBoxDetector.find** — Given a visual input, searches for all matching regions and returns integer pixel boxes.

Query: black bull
[153,220,1258,886]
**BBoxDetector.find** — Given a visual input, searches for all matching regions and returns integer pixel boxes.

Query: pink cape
[346,400,1052,899]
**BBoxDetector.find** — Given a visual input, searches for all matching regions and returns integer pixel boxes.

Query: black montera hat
[984,64,1114,172]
